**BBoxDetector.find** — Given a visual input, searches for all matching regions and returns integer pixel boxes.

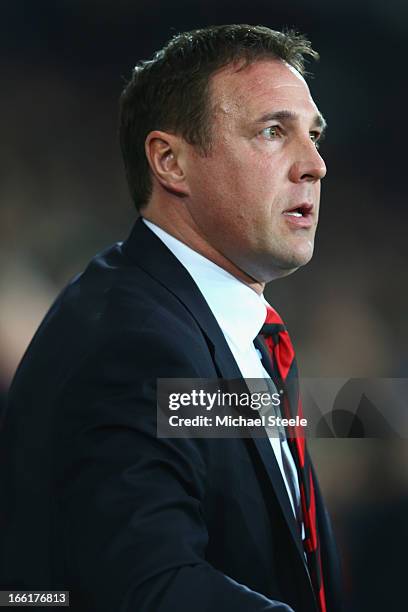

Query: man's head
[119,25,327,286]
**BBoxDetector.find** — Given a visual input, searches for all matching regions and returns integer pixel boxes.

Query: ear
[145,130,190,197]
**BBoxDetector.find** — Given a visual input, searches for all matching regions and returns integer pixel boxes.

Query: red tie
[261,305,327,612]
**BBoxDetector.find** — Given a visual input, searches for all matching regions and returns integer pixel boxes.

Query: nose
[289,141,327,183]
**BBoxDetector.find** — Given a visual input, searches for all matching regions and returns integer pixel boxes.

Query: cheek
[189,152,239,207]
[187,144,283,219]
[232,158,282,219]
[213,150,266,204]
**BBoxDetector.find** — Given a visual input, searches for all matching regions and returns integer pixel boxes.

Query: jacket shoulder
[9,241,212,399]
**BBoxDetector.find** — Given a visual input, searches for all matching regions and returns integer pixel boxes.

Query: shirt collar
[143,219,267,351]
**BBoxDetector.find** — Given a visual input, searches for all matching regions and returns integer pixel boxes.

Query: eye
[310,131,323,148]
[261,125,281,140]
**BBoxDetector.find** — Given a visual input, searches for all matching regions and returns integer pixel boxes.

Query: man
[0,25,342,611]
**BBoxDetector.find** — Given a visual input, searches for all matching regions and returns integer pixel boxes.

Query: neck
[142,209,265,296]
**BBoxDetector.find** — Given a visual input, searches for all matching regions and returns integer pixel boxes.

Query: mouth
[282,203,314,228]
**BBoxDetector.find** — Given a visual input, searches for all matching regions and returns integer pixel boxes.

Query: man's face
[183,59,327,282]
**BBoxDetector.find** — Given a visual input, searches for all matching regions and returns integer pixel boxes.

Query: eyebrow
[255,110,327,133]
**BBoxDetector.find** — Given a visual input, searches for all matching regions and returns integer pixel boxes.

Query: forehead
[210,59,319,122]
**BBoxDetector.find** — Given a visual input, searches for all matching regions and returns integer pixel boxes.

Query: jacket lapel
[123,218,316,599]
[122,218,243,378]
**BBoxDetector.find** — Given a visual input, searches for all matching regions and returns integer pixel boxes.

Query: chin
[269,248,314,279]
[292,241,315,266]
[238,243,315,283]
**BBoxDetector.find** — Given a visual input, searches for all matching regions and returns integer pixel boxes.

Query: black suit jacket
[0,219,342,611]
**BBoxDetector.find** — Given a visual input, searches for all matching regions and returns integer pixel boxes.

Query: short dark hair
[119,24,319,211]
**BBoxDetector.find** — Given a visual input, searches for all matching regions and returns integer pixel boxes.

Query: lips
[282,203,314,228]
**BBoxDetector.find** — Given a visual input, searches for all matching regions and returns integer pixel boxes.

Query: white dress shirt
[143,218,302,526]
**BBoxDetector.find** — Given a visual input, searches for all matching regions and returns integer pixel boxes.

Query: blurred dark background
[0,1,407,609]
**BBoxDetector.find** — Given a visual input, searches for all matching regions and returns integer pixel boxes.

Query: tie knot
[261,322,286,339]
[261,305,286,345]
[264,304,284,325]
